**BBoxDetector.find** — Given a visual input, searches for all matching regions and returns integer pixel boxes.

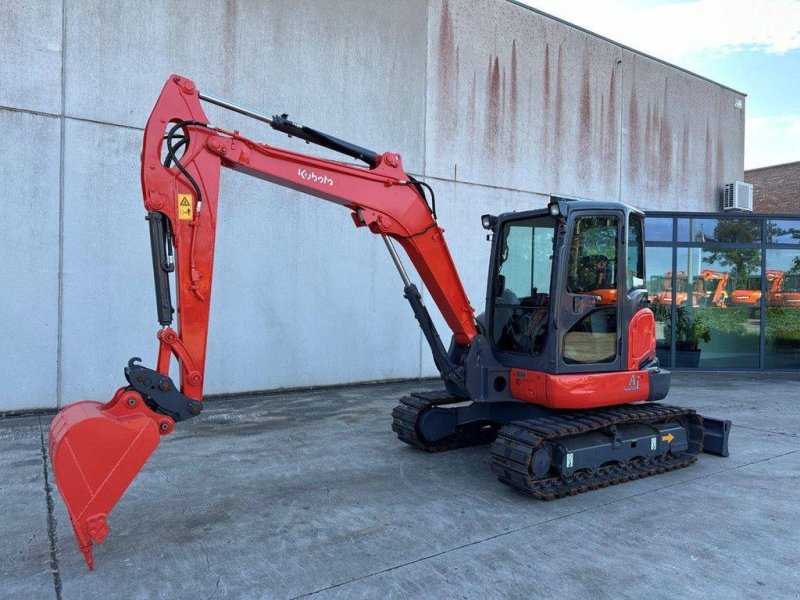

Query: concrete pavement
[2,372,799,599]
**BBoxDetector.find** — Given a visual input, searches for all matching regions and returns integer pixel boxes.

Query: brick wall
[745,161,800,213]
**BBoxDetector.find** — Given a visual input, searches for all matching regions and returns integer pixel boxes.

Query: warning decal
[178,194,193,220]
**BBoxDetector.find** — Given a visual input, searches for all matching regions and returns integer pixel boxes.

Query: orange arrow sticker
[662,432,675,444]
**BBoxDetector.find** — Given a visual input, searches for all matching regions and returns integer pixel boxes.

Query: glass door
[558,213,622,371]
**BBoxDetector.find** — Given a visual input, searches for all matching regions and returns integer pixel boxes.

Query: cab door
[555,211,624,373]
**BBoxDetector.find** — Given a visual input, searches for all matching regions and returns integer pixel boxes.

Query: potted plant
[651,304,711,368]
[668,306,711,368]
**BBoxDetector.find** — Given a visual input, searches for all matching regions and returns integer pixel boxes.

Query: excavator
[48,75,732,570]
[697,269,729,307]
[652,269,728,307]
[730,270,783,307]
[650,271,700,306]
[768,272,800,307]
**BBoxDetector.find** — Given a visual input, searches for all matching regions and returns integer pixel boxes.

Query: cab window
[492,216,555,356]
[563,216,618,365]
[566,217,618,293]
[628,217,645,291]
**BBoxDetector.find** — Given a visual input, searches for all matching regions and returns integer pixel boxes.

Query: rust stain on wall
[578,46,592,184]
[659,81,673,196]
[502,65,507,122]
[606,65,618,191]
[628,89,640,183]
[484,55,501,156]
[681,117,690,195]
[600,94,606,150]
[555,44,565,176]
[454,45,460,133]
[543,43,551,107]
[705,119,713,194]
[716,126,725,187]
[539,42,551,181]
[223,0,238,91]
[509,39,518,163]
[542,43,551,159]
[467,70,477,136]
[436,0,457,142]
[644,101,654,194]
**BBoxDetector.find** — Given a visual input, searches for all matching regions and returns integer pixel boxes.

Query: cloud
[521,0,800,64]
[745,114,800,168]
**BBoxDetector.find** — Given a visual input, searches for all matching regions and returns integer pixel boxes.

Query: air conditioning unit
[722,181,753,211]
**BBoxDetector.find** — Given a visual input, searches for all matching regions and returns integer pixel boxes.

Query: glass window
[562,308,617,364]
[765,249,800,369]
[492,216,554,355]
[671,247,761,369]
[645,246,672,367]
[677,218,690,243]
[628,217,645,290]
[678,218,761,243]
[566,216,618,294]
[562,216,618,365]
[644,217,673,242]
[767,220,800,244]
[646,211,800,371]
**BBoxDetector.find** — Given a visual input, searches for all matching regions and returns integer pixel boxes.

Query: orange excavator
[767,272,800,307]
[652,269,728,308]
[48,75,731,570]
[697,269,729,307]
[730,270,783,307]
[651,271,701,306]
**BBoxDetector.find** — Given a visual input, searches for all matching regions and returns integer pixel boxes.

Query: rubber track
[391,392,497,452]
[490,403,704,500]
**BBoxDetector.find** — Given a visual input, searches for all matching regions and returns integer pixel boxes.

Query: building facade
[745,161,800,213]
[0,0,746,411]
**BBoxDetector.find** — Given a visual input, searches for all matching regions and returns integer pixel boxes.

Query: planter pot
[655,347,671,367]
[674,348,701,368]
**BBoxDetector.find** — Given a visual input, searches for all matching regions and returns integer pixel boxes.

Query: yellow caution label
[662,433,675,444]
[177,194,193,220]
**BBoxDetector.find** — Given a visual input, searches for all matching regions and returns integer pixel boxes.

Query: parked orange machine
[730,270,783,307]
[48,75,731,570]
[697,269,729,307]
[652,269,728,308]
[767,272,800,307]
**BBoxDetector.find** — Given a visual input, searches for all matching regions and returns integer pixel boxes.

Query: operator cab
[484,197,648,376]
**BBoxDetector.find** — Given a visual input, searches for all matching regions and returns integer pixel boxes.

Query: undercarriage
[392,393,730,498]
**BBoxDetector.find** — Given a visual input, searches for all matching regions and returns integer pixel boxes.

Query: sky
[520,0,800,169]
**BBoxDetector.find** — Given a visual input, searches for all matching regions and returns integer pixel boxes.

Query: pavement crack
[290,448,800,599]
[164,471,222,597]
[38,416,63,600]
[206,574,221,600]
[200,540,211,568]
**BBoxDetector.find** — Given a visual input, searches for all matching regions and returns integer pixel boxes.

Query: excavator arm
[49,74,476,569]
[144,74,477,401]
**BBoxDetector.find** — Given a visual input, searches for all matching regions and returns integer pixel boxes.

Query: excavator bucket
[48,387,172,569]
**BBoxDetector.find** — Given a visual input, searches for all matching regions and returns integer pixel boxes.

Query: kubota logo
[298,168,334,187]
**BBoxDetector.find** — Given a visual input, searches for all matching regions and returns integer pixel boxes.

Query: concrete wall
[0,0,745,410]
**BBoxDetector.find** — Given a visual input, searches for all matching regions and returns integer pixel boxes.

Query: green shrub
[766,308,800,343]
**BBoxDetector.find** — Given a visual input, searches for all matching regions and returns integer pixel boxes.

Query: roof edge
[745,160,800,172]
[506,0,747,97]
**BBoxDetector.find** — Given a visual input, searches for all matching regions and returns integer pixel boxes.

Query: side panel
[510,369,650,409]
[627,308,656,370]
